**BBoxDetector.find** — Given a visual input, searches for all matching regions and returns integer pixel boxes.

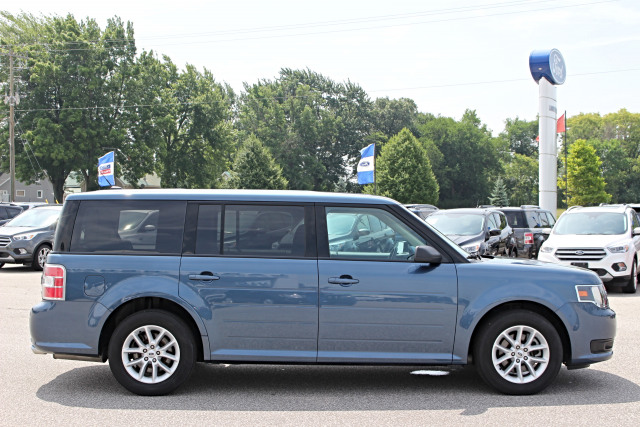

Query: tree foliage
[418,110,500,208]
[237,68,374,191]
[226,135,288,190]
[488,176,509,207]
[365,128,438,204]
[565,139,611,206]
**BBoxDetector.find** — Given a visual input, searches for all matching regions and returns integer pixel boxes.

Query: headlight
[462,244,480,254]
[13,233,39,241]
[608,245,629,253]
[540,246,554,253]
[576,284,609,309]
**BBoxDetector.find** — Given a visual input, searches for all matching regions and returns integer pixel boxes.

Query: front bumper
[0,241,36,264]
[538,251,633,283]
[557,301,616,366]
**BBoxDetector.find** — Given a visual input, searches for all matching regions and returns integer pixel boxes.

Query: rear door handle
[189,273,220,281]
[328,276,359,286]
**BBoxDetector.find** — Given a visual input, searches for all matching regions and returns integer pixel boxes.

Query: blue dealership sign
[529,48,566,85]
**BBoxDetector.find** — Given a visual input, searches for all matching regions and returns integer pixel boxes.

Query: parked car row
[413,201,640,294]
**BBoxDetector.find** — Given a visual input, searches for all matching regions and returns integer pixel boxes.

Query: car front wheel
[622,260,638,294]
[108,310,196,396]
[474,310,563,395]
[33,244,51,271]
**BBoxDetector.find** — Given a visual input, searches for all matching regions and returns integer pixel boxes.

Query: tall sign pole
[529,49,566,214]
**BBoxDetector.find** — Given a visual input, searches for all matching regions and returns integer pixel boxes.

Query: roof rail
[477,204,496,209]
[520,205,541,209]
[566,205,582,211]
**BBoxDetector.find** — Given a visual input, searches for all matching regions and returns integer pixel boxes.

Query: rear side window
[222,205,305,257]
[503,211,526,227]
[70,200,186,254]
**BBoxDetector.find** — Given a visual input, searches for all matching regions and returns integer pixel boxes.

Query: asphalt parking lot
[1,264,640,426]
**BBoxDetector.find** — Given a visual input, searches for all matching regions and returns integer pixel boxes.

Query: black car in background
[496,205,556,259]
[426,208,514,257]
[0,203,24,226]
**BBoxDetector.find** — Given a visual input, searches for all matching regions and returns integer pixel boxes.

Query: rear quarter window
[69,200,186,254]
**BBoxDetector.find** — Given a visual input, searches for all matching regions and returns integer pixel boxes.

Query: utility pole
[2,47,28,202]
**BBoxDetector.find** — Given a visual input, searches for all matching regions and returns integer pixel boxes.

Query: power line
[13,67,640,113]
[1,0,618,52]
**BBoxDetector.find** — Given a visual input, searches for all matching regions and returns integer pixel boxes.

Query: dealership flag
[357,143,375,185]
[98,151,115,187]
[557,113,566,133]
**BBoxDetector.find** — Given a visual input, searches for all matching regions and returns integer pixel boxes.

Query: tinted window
[545,211,556,227]
[526,211,543,228]
[223,205,305,257]
[70,201,185,254]
[326,207,426,261]
[503,211,526,227]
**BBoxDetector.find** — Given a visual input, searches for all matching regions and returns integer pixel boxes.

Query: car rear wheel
[108,310,196,396]
[32,244,51,271]
[622,260,637,294]
[474,310,563,395]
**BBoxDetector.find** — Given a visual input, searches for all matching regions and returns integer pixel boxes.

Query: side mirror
[357,229,370,237]
[143,224,157,233]
[633,227,640,236]
[414,245,442,265]
[489,229,501,237]
[541,227,552,235]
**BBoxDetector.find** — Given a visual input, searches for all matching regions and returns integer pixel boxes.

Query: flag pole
[564,111,568,208]
[374,143,377,195]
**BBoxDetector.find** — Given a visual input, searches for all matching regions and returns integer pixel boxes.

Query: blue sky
[7,0,640,135]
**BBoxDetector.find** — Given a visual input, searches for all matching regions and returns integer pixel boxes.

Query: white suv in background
[538,205,640,293]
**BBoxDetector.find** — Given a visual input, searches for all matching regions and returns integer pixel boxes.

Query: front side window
[70,201,185,254]
[326,207,426,261]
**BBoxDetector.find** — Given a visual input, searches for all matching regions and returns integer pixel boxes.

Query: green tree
[365,128,438,204]
[565,139,611,206]
[499,117,539,157]
[488,176,509,207]
[226,135,287,189]
[418,110,500,208]
[237,68,375,191]
[503,153,539,206]
[372,97,418,139]
[150,61,234,188]
[0,14,145,201]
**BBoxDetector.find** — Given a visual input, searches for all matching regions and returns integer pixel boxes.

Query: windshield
[5,207,61,228]
[426,213,485,236]
[554,212,627,235]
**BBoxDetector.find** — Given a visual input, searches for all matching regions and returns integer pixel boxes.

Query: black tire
[474,310,563,395]
[32,244,51,271]
[108,310,196,396]
[622,260,638,294]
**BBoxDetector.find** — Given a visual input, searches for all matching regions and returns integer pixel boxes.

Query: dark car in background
[0,203,24,226]
[404,204,438,220]
[426,208,514,257]
[0,205,63,270]
[496,206,556,259]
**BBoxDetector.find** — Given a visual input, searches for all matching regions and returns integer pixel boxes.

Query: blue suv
[30,190,615,396]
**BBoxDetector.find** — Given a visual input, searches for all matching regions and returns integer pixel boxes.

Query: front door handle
[328,276,359,286]
[189,273,220,281]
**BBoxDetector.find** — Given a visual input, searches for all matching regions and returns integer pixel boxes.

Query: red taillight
[524,232,534,245]
[42,264,66,300]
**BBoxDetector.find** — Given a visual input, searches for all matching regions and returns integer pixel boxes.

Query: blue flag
[357,143,375,185]
[98,151,115,187]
